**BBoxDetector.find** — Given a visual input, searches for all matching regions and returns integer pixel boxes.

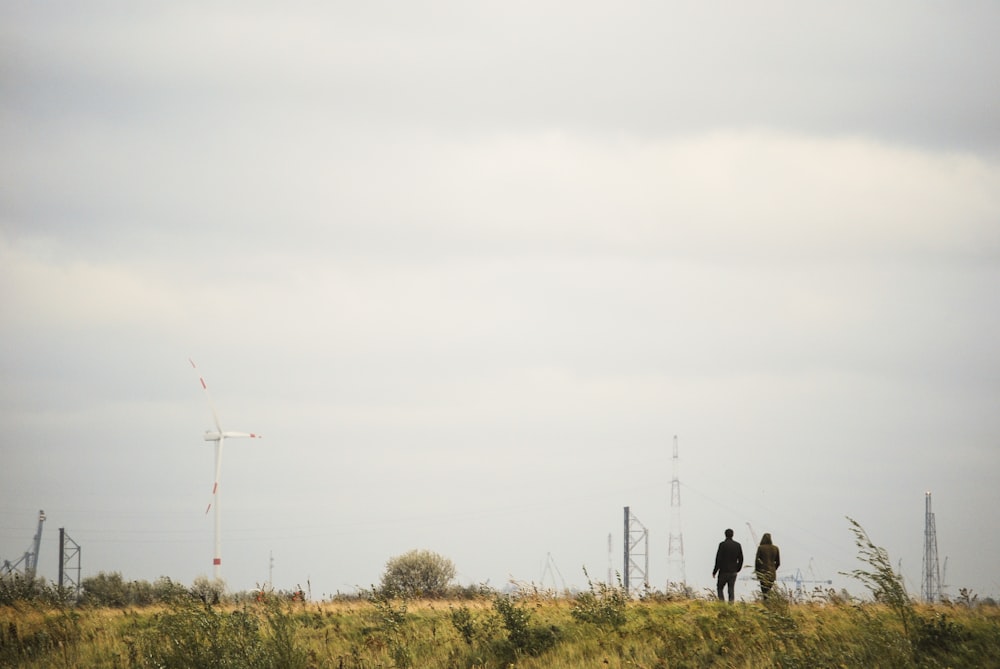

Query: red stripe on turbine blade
[212,483,218,494]
[200,378,207,389]
[213,558,221,565]
[205,503,211,514]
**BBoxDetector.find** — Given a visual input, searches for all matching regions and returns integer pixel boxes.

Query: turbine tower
[666,435,687,587]
[922,491,941,603]
[607,533,613,587]
[190,359,261,582]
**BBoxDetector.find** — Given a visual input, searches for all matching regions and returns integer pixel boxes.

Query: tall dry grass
[2,590,999,668]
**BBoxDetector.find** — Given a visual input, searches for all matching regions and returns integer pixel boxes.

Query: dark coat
[713,537,744,575]
[755,533,780,580]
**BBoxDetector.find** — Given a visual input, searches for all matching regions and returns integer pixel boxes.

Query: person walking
[755,532,781,598]
[712,528,743,602]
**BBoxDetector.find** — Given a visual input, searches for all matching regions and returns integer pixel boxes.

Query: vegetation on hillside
[1,522,998,668]
[2,587,998,668]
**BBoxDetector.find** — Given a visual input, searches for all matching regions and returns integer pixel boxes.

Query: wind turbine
[190,359,261,582]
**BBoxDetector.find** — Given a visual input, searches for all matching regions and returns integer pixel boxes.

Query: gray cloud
[2,1,998,599]
[3,3,999,147]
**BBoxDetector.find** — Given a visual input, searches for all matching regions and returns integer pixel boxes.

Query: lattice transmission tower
[666,435,687,587]
[623,506,649,594]
[58,528,82,598]
[922,491,942,603]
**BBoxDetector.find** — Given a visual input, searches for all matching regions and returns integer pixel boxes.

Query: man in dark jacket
[712,528,744,602]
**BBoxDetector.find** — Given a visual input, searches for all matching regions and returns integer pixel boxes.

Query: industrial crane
[746,522,759,546]
[1,510,46,580]
[744,524,831,597]
[779,568,832,598]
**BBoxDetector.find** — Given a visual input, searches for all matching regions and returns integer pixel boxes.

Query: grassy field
[2,590,999,668]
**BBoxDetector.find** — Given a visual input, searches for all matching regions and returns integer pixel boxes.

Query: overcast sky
[2,1,999,601]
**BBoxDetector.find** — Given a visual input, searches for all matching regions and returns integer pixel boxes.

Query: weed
[130,597,307,668]
[365,588,408,634]
[842,516,914,640]
[448,604,477,645]
[492,591,561,658]
[3,589,1000,668]
[570,569,629,630]
[914,611,967,655]
[364,587,412,667]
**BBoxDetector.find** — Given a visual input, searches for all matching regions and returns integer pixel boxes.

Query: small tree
[80,571,130,607]
[380,549,456,598]
[191,575,226,604]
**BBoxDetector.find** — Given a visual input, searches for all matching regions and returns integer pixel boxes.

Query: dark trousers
[716,572,737,602]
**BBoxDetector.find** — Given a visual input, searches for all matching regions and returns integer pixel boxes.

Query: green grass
[2,592,999,668]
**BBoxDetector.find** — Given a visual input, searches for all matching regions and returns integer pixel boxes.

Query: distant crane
[540,553,567,593]
[744,526,830,597]
[746,522,759,547]
[779,567,833,599]
[1,510,46,580]
[741,523,760,581]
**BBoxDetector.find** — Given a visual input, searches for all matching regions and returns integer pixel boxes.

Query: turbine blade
[189,358,223,433]
[204,436,223,516]
[204,478,218,514]
[213,440,223,498]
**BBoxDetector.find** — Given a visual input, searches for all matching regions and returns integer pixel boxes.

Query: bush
[914,612,968,655]
[492,592,560,658]
[152,576,190,603]
[79,572,156,607]
[189,576,225,604]
[379,549,456,598]
[571,569,629,630]
[131,597,307,669]
[0,575,48,606]
[449,605,478,645]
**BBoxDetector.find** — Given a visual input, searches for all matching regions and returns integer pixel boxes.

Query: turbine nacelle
[203,431,261,441]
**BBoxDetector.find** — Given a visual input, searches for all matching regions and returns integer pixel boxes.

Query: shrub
[379,549,456,598]
[79,572,155,607]
[132,597,307,669]
[189,576,225,605]
[449,605,477,645]
[914,612,968,655]
[570,569,629,630]
[362,587,415,668]
[492,592,560,658]
[0,575,59,606]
